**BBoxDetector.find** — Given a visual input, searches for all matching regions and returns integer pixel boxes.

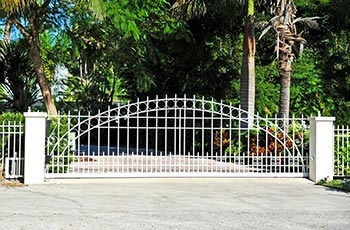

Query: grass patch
[317,179,350,192]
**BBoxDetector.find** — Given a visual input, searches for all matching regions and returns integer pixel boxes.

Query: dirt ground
[0,164,25,188]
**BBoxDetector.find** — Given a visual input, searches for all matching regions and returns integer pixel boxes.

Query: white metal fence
[334,125,350,177]
[0,121,24,179]
[45,96,309,178]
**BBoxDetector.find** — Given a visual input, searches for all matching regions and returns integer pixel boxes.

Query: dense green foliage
[0,0,349,124]
[0,40,40,112]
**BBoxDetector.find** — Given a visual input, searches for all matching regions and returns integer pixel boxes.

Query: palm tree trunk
[3,18,12,44]
[279,70,291,119]
[28,18,57,115]
[240,12,255,129]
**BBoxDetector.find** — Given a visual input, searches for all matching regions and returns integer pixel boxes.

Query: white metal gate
[45,96,309,178]
[0,121,24,179]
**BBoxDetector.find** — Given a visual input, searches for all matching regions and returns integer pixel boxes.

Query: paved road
[0,178,349,230]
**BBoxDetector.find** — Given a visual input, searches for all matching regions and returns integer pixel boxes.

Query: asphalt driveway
[0,178,349,230]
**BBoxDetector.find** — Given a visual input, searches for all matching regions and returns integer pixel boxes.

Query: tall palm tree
[172,0,257,128]
[259,0,318,122]
[240,0,255,128]
[0,0,57,115]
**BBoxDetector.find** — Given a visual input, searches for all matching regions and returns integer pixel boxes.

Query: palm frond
[255,21,269,30]
[299,43,304,56]
[0,0,35,14]
[293,17,320,29]
[258,25,272,40]
[171,0,207,20]
[87,0,106,21]
[258,16,280,40]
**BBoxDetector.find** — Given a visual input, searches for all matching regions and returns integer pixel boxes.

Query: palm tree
[259,0,318,122]
[172,0,257,128]
[240,0,255,128]
[0,0,57,115]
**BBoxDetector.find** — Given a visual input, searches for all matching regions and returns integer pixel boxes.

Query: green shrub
[334,146,350,175]
[0,112,24,124]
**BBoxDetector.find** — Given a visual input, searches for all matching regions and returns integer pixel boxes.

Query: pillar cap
[24,112,48,118]
[307,116,335,122]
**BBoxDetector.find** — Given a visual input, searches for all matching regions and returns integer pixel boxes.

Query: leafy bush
[224,121,309,168]
[0,112,24,124]
[334,146,350,176]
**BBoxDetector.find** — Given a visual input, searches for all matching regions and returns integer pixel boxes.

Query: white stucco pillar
[24,112,47,184]
[308,116,335,183]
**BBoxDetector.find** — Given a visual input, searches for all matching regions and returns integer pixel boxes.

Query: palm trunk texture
[28,18,57,115]
[240,14,255,128]
[3,18,12,44]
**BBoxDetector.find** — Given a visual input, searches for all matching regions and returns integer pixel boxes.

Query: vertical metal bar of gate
[1,122,4,172]
[155,96,159,173]
[220,100,223,173]
[6,122,10,175]
[292,114,296,173]
[335,126,340,176]
[178,103,182,172]
[127,102,131,172]
[165,95,168,173]
[210,98,214,172]
[302,114,307,173]
[77,111,81,173]
[265,114,268,173]
[18,121,23,177]
[11,121,16,176]
[146,97,149,172]
[201,96,205,172]
[347,125,349,175]
[173,95,177,172]
[117,103,120,173]
[192,95,196,173]
[136,99,140,173]
[183,95,187,172]
[238,105,241,173]
[229,103,232,173]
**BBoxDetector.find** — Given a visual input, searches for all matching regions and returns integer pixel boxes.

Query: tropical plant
[64,72,127,114]
[258,0,319,122]
[0,40,40,112]
[0,0,59,115]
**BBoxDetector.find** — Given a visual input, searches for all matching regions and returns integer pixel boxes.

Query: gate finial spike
[318,111,321,117]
